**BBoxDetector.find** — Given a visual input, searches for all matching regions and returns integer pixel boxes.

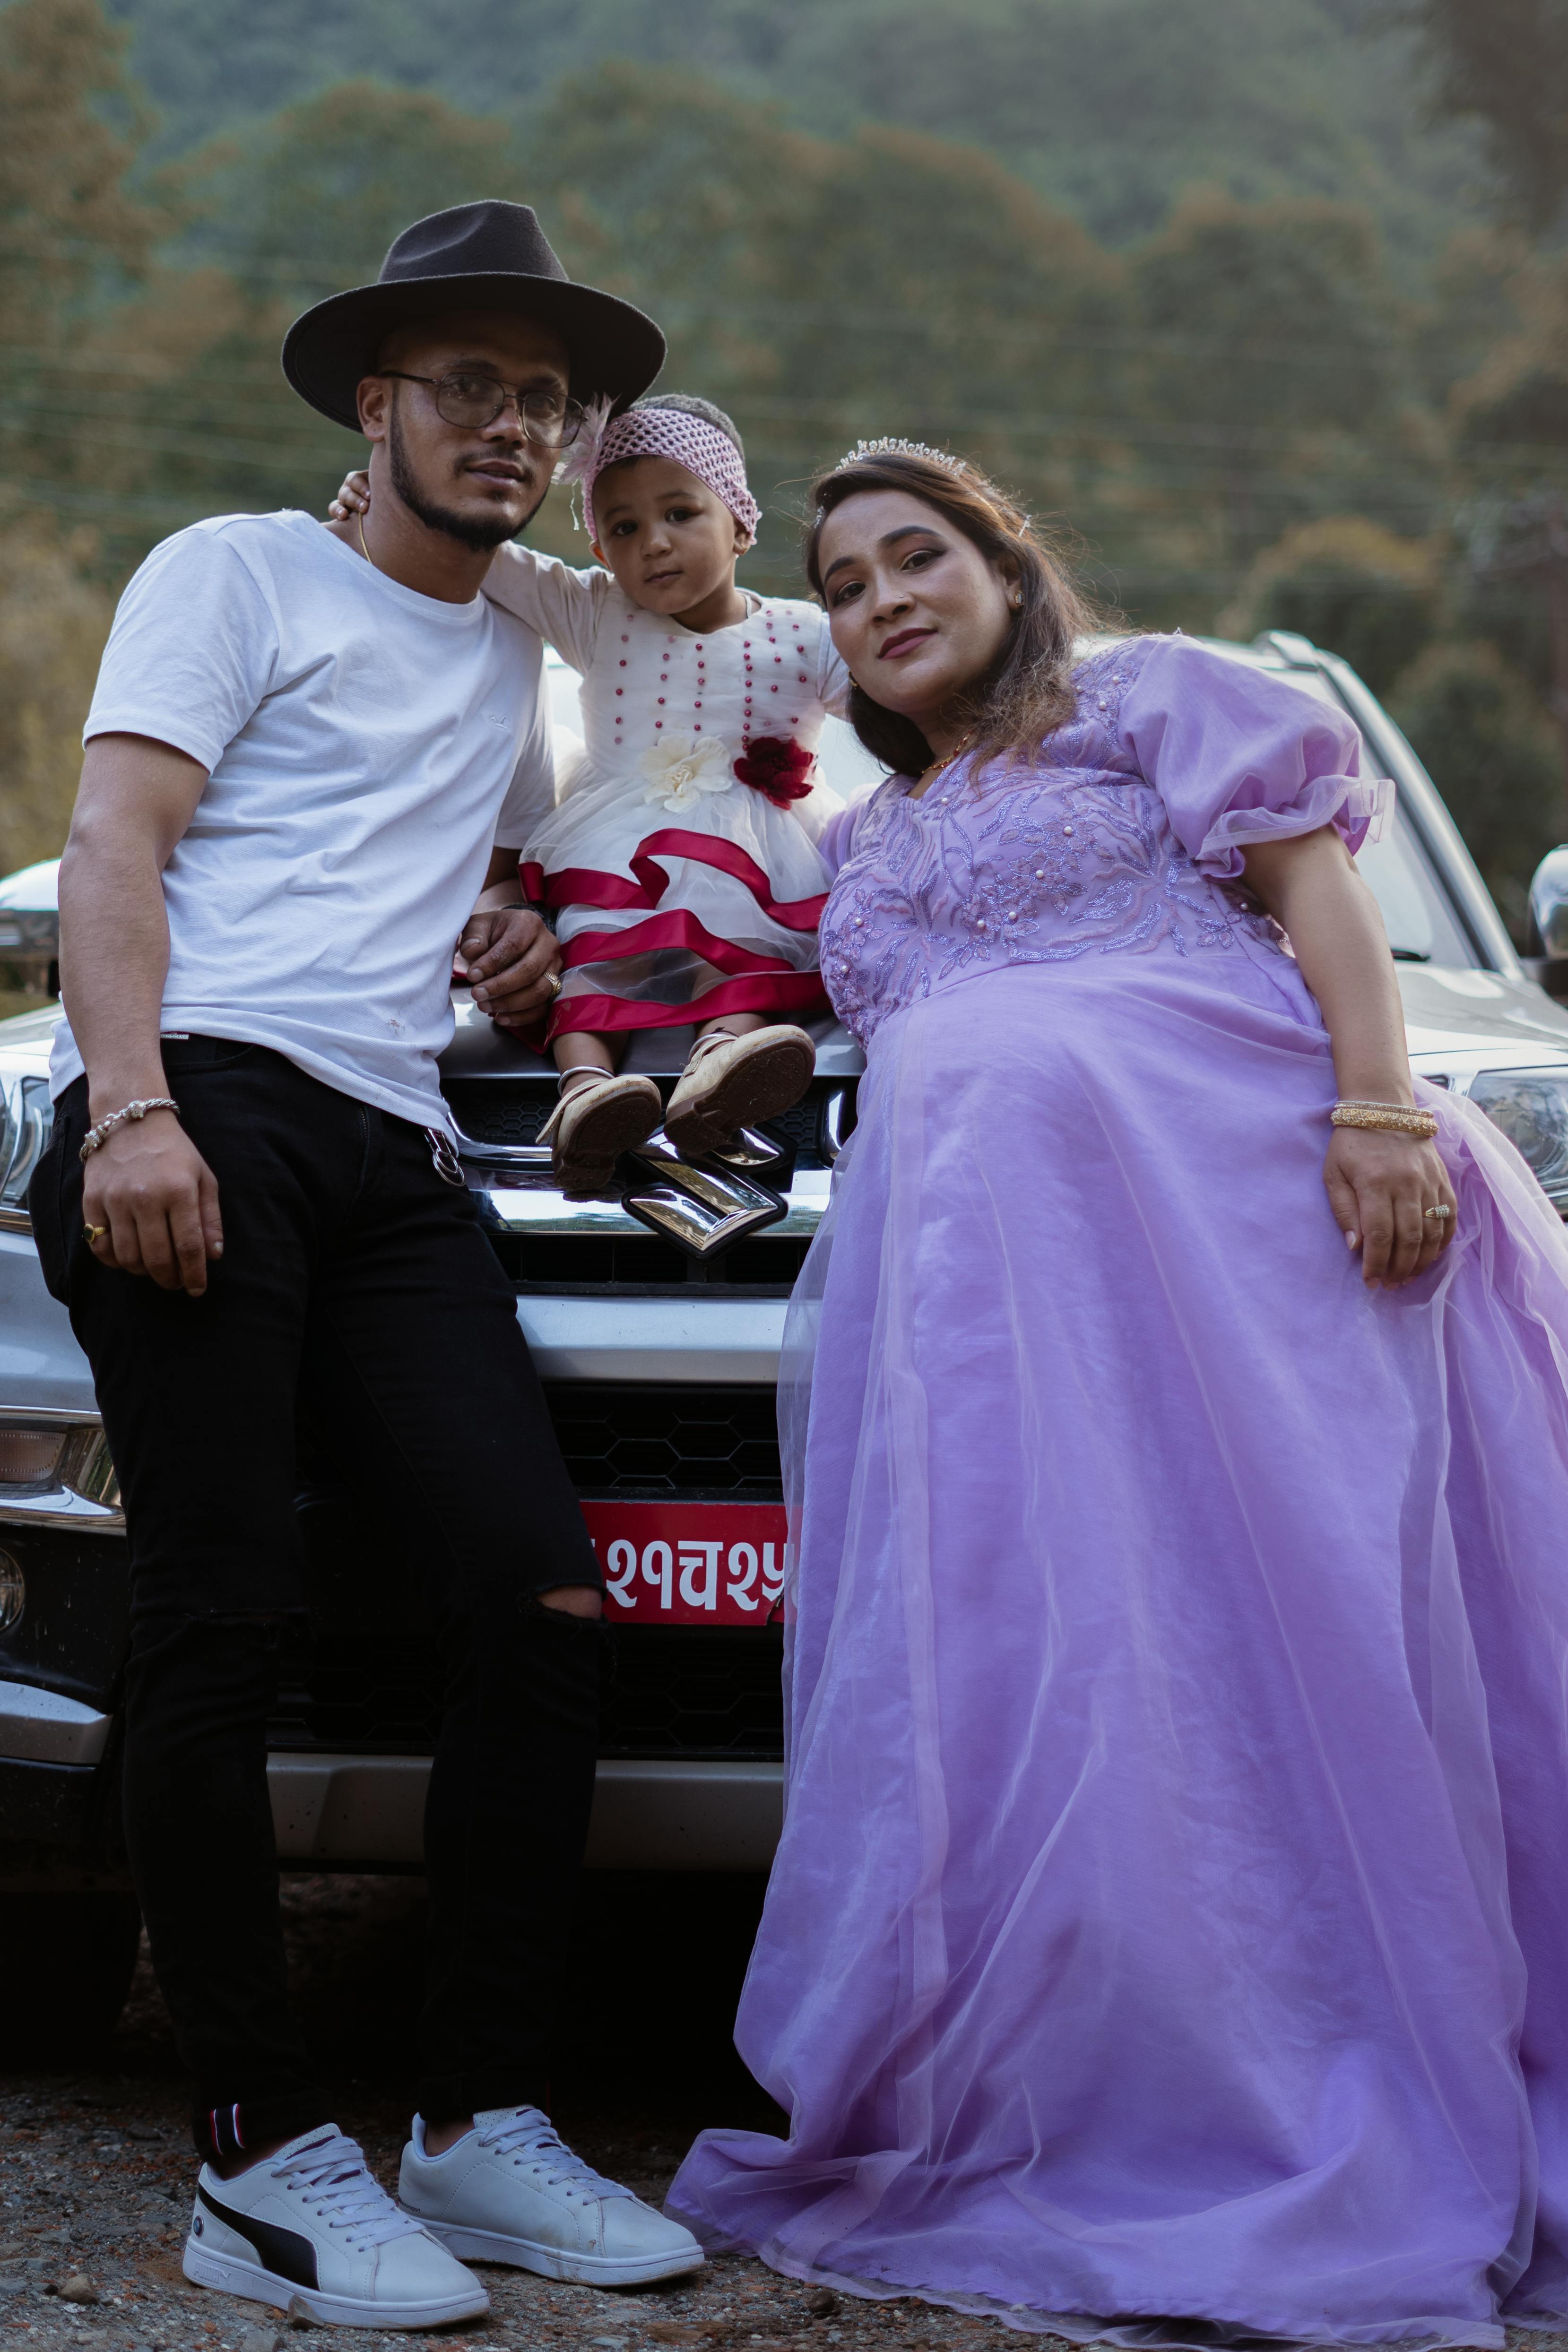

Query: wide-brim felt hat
[282,200,666,432]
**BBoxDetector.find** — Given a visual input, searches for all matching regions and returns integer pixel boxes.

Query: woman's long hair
[805,450,1114,777]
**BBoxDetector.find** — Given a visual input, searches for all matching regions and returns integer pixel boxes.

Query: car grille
[495,1225,813,1288]
[547,1381,782,1496]
[444,1080,551,1148]
[445,1075,847,1164]
[271,1383,787,1759]
[447,1075,848,1293]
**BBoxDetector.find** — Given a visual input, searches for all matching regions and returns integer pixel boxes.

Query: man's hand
[83,1109,224,1295]
[458,906,562,1031]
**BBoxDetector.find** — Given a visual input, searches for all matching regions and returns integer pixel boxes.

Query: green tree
[1130,191,1436,590]
[1396,0,1568,236]
[103,0,1488,277]
[1444,258,1568,796]
[0,0,166,527]
[0,509,114,876]
[177,78,519,305]
[528,63,1140,594]
[78,80,528,555]
[1215,517,1441,692]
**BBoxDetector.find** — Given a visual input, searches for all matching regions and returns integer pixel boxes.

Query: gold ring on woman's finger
[1423,1204,1453,1222]
[83,1223,107,1244]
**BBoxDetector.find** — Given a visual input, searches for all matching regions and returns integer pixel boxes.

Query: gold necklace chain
[918,728,975,792]
[356,511,377,571]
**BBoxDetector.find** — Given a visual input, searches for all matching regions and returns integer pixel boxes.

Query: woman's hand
[1322,1127,1457,1288]
[329,469,371,522]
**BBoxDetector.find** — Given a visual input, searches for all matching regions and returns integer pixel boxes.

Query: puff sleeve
[1116,635,1391,879]
[481,545,611,675]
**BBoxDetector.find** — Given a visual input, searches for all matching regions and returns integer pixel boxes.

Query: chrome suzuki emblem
[622,1129,789,1261]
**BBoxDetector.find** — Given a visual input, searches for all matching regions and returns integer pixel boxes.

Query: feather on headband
[552,394,616,489]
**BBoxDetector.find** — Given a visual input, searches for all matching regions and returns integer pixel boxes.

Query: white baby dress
[482,545,850,1037]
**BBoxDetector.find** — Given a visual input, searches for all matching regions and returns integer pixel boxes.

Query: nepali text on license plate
[580,1499,788,1625]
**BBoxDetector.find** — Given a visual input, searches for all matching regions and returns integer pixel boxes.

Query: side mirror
[1530,846,1568,959]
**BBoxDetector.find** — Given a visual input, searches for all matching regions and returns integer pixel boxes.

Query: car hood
[0,968,1564,1084]
[1396,964,1568,1065]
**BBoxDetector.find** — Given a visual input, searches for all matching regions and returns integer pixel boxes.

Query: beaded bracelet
[78,1096,182,1163]
[1330,1100,1438,1139]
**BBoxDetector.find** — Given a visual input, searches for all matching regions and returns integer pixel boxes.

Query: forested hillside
[3,0,1568,933]
[108,0,1480,266]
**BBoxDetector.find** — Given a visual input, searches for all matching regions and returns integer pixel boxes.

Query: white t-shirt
[52,510,555,1133]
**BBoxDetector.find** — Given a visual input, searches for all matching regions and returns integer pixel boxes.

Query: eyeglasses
[381,370,587,448]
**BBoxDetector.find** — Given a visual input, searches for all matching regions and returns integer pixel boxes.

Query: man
[31,202,703,2329]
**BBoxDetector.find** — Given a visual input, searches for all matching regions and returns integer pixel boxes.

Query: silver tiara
[831,436,967,476]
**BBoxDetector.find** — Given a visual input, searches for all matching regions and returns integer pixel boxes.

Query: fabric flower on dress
[734,735,816,807]
[640,733,735,814]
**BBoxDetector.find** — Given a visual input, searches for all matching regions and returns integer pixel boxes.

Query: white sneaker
[399,2106,705,2287]
[182,2123,489,2330]
[662,1024,815,1158]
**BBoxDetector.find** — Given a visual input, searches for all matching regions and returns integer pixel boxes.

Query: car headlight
[1469,1068,1568,1211]
[0,1427,68,1489]
[0,1073,52,1213]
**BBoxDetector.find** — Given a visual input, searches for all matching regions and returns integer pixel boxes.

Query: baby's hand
[329,470,371,521]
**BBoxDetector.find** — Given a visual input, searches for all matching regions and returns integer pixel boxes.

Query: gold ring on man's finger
[83,1223,107,1244]
[544,971,563,998]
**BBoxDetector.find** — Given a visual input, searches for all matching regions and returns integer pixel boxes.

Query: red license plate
[580,1499,788,1625]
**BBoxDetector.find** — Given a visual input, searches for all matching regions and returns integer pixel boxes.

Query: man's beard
[388,402,546,551]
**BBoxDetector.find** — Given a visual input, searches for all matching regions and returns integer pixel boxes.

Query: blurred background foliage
[2,0,1568,933]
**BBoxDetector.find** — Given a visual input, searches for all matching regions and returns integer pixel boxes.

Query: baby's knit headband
[558,401,762,546]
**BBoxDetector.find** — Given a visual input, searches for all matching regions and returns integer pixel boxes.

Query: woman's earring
[1011,592,1023,610]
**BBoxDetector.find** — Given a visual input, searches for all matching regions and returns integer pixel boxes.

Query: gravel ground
[5,1872,1563,2352]
[0,1872,1022,2352]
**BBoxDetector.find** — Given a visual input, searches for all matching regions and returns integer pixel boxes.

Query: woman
[667,443,1568,2345]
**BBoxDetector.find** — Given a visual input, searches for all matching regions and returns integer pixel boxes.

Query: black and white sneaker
[182,2123,489,2330]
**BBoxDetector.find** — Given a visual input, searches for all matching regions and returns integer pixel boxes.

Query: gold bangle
[1330,1100,1438,1139]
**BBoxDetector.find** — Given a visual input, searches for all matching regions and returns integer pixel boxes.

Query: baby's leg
[554,1032,616,1097]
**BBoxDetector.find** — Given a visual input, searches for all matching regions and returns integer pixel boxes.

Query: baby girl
[337,394,849,1191]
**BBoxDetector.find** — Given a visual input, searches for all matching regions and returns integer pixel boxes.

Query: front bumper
[0,1740,784,1882]
[267,1751,783,1873]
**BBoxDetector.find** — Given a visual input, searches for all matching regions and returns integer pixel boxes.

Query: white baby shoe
[398,2106,704,2287]
[182,2123,488,2330]
[538,1070,663,1194]
[662,1024,815,1158]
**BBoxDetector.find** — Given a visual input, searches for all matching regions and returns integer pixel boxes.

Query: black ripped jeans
[32,1041,603,2160]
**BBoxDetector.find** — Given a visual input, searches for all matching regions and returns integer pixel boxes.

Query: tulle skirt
[521,756,835,1038]
[667,948,1568,2347]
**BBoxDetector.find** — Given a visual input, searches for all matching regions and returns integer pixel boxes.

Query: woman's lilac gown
[667,637,1568,2347]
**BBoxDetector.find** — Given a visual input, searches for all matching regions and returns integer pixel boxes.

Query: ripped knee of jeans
[526,1583,604,1624]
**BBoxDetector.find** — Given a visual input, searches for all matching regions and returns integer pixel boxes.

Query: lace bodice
[819,637,1388,1049]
